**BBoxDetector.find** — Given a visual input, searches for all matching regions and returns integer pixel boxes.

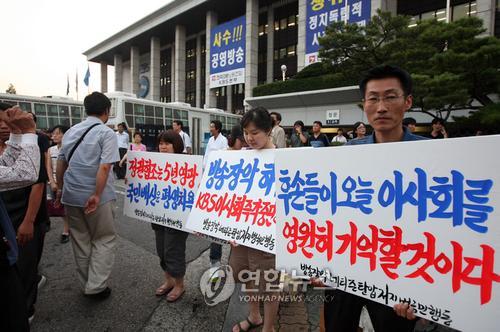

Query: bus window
[48,117,59,129]
[145,117,154,124]
[154,107,163,118]
[48,105,58,116]
[165,108,173,119]
[34,103,47,116]
[18,102,32,112]
[125,102,133,116]
[59,105,70,117]
[145,105,154,117]
[37,117,48,130]
[134,104,145,116]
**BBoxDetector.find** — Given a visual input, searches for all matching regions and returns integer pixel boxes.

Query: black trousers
[115,148,128,179]
[16,222,46,316]
[324,289,417,332]
[0,264,29,332]
[154,227,189,278]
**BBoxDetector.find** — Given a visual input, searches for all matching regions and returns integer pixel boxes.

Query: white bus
[0,93,85,130]
[106,92,241,155]
[1,92,241,155]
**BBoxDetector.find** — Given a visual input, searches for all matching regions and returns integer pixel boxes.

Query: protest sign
[186,149,276,253]
[275,136,499,332]
[123,151,203,231]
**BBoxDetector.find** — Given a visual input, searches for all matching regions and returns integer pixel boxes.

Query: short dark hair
[402,117,417,126]
[313,121,323,127]
[157,130,184,154]
[293,120,305,129]
[51,125,69,134]
[228,125,244,148]
[133,132,143,139]
[359,65,413,97]
[118,122,127,130]
[0,102,13,111]
[211,120,223,133]
[173,120,183,128]
[270,112,282,122]
[337,128,344,133]
[241,107,273,133]
[431,118,445,125]
[84,92,111,116]
[27,111,37,123]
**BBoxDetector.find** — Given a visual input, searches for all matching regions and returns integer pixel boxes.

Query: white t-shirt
[203,134,228,169]
[116,131,130,149]
[179,130,192,153]
[332,134,347,144]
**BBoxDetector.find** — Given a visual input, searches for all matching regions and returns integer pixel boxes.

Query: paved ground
[31,181,323,332]
[31,180,456,332]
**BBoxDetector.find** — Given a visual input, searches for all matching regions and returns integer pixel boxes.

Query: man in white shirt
[203,120,228,169]
[115,122,129,179]
[172,120,192,154]
[270,112,286,148]
[202,120,228,274]
[331,128,347,144]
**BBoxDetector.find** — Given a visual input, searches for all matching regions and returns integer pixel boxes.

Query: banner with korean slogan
[275,136,500,332]
[209,16,246,89]
[305,0,371,66]
[124,151,203,231]
[186,149,276,253]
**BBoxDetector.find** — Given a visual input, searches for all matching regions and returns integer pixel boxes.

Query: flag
[66,74,70,95]
[83,66,90,87]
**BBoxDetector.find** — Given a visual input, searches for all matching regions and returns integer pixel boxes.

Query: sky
[1,0,171,100]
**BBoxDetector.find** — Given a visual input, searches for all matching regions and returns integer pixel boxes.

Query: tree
[318,10,500,121]
[5,83,16,94]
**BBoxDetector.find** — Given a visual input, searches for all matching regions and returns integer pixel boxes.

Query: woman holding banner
[153,130,189,302]
[229,107,279,332]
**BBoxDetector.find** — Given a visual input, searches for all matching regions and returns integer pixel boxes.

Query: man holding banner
[324,65,426,331]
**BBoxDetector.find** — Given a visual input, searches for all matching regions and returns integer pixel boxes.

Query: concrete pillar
[150,37,161,101]
[244,0,259,100]
[476,0,496,36]
[266,7,275,83]
[205,11,218,108]
[171,47,175,100]
[130,46,140,96]
[297,0,307,72]
[114,54,123,91]
[100,62,108,93]
[226,85,233,113]
[174,25,186,102]
[195,34,202,108]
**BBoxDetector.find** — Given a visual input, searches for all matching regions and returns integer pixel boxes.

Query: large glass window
[48,105,58,116]
[34,103,47,116]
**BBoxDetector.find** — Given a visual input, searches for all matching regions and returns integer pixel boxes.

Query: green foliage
[452,103,500,135]
[253,72,355,97]
[5,83,16,94]
[317,10,500,119]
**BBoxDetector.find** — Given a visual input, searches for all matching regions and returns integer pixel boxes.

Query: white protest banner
[186,149,276,253]
[123,151,203,231]
[275,136,500,332]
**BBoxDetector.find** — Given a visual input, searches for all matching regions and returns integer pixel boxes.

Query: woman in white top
[47,125,70,243]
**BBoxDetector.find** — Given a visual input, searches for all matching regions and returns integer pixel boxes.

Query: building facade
[84,0,499,126]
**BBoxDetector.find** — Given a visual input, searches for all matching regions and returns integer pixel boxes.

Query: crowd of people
[0,65,468,332]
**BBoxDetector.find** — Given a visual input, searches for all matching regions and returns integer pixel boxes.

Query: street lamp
[281,64,287,81]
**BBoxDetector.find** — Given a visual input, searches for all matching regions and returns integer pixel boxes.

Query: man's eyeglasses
[363,94,405,105]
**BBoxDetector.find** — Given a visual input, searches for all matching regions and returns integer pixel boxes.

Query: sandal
[233,317,263,332]
[155,283,173,296]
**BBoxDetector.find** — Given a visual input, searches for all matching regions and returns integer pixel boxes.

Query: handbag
[47,199,65,217]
